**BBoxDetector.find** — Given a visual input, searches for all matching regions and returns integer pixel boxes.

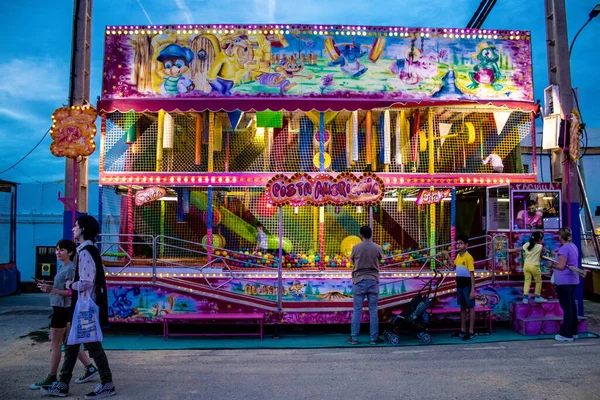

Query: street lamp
[569,4,600,56]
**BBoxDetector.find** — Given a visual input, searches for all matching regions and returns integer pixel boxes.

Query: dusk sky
[0,0,598,184]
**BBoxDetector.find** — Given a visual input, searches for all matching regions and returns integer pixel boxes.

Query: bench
[163,312,264,341]
[393,306,492,333]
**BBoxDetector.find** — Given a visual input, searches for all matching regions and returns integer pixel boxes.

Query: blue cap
[157,44,194,64]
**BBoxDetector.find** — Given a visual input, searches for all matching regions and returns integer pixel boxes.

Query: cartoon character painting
[324,37,385,78]
[203,33,260,95]
[467,42,503,91]
[257,54,313,93]
[157,44,195,95]
[108,287,140,319]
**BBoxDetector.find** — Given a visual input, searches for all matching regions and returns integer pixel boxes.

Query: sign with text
[416,188,451,205]
[511,182,560,191]
[266,173,385,206]
[135,187,167,206]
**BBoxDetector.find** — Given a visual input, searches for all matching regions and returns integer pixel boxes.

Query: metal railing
[98,233,499,312]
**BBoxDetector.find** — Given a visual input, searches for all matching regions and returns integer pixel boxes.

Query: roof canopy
[99,24,533,113]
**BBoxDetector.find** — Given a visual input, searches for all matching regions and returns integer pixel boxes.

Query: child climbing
[507,231,548,304]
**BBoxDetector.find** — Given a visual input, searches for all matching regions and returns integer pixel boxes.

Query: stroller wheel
[389,333,400,345]
[416,332,424,339]
[421,333,432,345]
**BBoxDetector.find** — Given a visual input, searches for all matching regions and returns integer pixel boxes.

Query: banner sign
[266,172,384,206]
[511,182,560,191]
[135,187,167,206]
[416,188,451,205]
[101,24,533,104]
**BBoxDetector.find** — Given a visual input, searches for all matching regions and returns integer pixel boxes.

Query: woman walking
[30,239,98,389]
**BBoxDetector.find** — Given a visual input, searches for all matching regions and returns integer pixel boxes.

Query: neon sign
[416,188,451,205]
[135,187,167,206]
[266,172,384,206]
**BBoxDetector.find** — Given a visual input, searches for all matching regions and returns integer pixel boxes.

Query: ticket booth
[487,182,562,273]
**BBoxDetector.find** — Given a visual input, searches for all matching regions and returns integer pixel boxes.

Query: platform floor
[102,326,598,350]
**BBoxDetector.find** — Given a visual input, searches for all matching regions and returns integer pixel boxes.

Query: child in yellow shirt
[508,231,548,304]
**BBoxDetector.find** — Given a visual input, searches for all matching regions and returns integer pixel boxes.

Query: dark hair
[76,215,100,242]
[256,222,263,228]
[56,239,77,261]
[456,234,469,245]
[527,231,544,251]
[558,226,572,242]
[527,200,537,208]
[360,225,372,239]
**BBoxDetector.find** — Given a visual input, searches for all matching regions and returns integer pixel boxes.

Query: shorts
[456,286,475,308]
[50,306,72,329]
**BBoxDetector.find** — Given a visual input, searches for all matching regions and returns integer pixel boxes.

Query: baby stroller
[384,270,442,345]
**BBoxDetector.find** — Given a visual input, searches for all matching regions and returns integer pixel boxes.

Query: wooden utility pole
[544,0,583,316]
[545,0,580,209]
[61,0,93,238]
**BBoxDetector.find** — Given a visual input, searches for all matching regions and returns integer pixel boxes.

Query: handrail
[99,233,500,309]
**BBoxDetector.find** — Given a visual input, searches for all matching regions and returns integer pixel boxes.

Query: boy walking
[442,234,476,341]
[348,226,383,345]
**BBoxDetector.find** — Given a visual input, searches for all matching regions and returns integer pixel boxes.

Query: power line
[0,129,50,175]
[466,0,498,29]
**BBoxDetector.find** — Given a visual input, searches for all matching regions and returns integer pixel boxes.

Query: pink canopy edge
[97,98,539,114]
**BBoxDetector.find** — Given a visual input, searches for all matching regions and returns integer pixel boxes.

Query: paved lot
[2,294,600,400]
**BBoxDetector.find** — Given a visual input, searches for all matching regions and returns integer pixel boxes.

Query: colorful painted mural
[102,24,533,103]
[509,232,561,273]
[106,278,529,324]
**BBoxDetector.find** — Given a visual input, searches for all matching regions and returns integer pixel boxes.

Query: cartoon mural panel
[102,25,533,103]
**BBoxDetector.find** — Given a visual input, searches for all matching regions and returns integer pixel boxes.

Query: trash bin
[35,246,57,281]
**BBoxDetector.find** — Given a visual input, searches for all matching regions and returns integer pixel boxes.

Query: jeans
[351,280,379,340]
[523,263,542,296]
[556,284,578,338]
[60,341,112,384]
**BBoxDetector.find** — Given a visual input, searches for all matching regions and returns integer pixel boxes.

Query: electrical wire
[571,88,588,159]
[0,129,50,175]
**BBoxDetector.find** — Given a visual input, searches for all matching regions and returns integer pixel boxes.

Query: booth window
[513,191,560,230]
[487,186,510,231]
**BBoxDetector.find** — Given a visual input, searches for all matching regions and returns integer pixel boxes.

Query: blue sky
[0,0,598,183]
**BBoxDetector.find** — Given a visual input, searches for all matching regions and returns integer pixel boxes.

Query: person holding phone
[30,240,98,390]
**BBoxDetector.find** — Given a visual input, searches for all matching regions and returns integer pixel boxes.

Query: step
[509,300,580,320]
[511,316,588,336]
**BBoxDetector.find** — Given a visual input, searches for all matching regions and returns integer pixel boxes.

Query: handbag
[67,297,103,345]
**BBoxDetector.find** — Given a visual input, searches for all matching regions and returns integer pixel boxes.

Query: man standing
[348,226,383,345]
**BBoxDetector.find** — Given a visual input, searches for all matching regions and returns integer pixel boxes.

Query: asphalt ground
[1,294,600,400]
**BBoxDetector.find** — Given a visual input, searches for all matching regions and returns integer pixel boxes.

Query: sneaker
[534,296,548,303]
[75,365,99,384]
[462,332,476,342]
[346,337,358,345]
[40,381,69,397]
[522,297,529,304]
[554,334,574,342]
[85,382,116,399]
[450,330,466,339]
[29,374,56,390]
[370,338,384,345]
